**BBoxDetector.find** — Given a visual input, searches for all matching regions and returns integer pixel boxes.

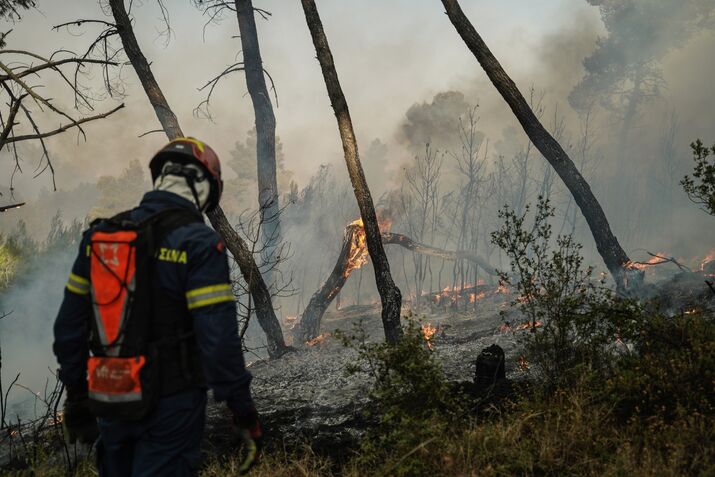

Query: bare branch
[5,103,124,144]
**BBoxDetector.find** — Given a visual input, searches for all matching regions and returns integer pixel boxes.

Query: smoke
[2,0,715,404]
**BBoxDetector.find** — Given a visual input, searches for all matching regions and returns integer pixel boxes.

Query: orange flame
[499,320,543,333]
[624,253,668,271]
[421,323,438,350]
[700,250,715,271]
[343,216,393,277]
[306,332,331,347]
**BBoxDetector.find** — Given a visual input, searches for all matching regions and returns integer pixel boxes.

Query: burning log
[297,219,500,342]
[297,222,364,342]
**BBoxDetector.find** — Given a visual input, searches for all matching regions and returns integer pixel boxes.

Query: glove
[62,395,99,445]
[231,405,263,475]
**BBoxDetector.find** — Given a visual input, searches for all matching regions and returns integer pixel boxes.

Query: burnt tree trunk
[298,224,361,342]
[301,0,403,343]
[441,0,641,291]
[298,229,497,341]
[235,0,281,286]
[108,0,288,358]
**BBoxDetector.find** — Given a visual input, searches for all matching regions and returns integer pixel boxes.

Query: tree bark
[301,0,402,343]
[234,0,281,286]
[382,232,497,276]
[298,223,360,342]
[298,228,497,341]
[108,0,289,357]
[440,0,642,291]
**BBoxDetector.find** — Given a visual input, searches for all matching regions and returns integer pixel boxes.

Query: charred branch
[298,224,498,342]
[301,0,403,344]
[382,232,498,276]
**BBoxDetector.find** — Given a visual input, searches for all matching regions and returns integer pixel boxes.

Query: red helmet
[150,137,223,211]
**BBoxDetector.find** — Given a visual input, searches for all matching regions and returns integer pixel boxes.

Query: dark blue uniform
[54,190,253,477]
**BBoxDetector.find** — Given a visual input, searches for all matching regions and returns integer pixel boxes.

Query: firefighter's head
[150,137,223,212]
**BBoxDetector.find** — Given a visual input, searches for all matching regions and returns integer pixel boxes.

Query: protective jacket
[53,190,253,415]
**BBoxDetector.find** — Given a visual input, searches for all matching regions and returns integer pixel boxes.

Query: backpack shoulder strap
[142,208,204,248]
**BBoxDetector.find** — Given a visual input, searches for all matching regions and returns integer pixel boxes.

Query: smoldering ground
[2,0,715,421]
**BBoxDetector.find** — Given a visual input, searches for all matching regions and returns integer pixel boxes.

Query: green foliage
[491,196,643,390]
[681,139,715,215]
[607,311,715,420]
[336,317,459,476]
[0,239,19,290]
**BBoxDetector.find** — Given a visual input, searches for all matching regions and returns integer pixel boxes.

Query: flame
[283,315,298,329]
[306,332,331,347]
[499,320,543,333]
[469,291,486,303]
[343,216,393,277]
[700,250,715,271]
[624,253,668,271]
[518,356,530,371]
[421,323,438,350]
[496,284,510,294]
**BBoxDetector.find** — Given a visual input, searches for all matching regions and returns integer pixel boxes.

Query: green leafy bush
[682,139,715,215]
[337,317,460,476]
[491,196,644,390]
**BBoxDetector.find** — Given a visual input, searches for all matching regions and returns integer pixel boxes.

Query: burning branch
[297,218,499,341]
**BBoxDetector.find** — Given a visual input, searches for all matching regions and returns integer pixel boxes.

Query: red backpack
[86,208,203,420]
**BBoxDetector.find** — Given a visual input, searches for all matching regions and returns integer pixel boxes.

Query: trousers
[96,388,207,477]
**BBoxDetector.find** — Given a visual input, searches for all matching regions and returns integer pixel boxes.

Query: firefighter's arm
[186,228,254,415]
[53,235,92,397]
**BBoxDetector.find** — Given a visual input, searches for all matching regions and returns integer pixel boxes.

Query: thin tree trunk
[301,0,402,343]
[108,0,288,357]
[440,0,641,291]
[235,0,281,286]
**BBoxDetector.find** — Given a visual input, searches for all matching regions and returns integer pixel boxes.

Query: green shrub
[337,317,460,476]
[607,311,715,420]
[491,196,644,391]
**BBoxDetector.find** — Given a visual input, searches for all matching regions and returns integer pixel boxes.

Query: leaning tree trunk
[298,223,361,342]
[235,0,281,287]
[298,227,498,341]
[440,0,642,292]
[301,0,403,343]
[108,0,289,357]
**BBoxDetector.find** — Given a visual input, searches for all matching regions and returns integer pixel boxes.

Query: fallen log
[381,232,498,276]
[297,224,499,342]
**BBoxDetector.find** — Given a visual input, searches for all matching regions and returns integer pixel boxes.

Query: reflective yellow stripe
[186,283,231,298]
[173,137,205,152]
[69,273,89,286]
[188,294,234,310]
[66,283,89,295]
[66,272,90,295]
[186,283,233,310]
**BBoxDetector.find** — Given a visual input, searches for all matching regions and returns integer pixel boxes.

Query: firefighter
[53,137,262,476]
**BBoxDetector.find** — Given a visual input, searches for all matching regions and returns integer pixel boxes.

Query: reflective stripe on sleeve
[66,272,90,295]
[186,283,234,310]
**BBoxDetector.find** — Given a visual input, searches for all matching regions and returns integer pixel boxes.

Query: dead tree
[107,0,289,357]
[441,0,641,291]
[301,0,402,343]
[234,0,282,287]
[298,223,362,341]
[0,32,123,192]
[298,224,498,341]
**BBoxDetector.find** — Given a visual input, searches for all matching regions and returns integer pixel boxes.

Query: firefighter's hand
[231,406,263,475]
[62,396,99,445]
